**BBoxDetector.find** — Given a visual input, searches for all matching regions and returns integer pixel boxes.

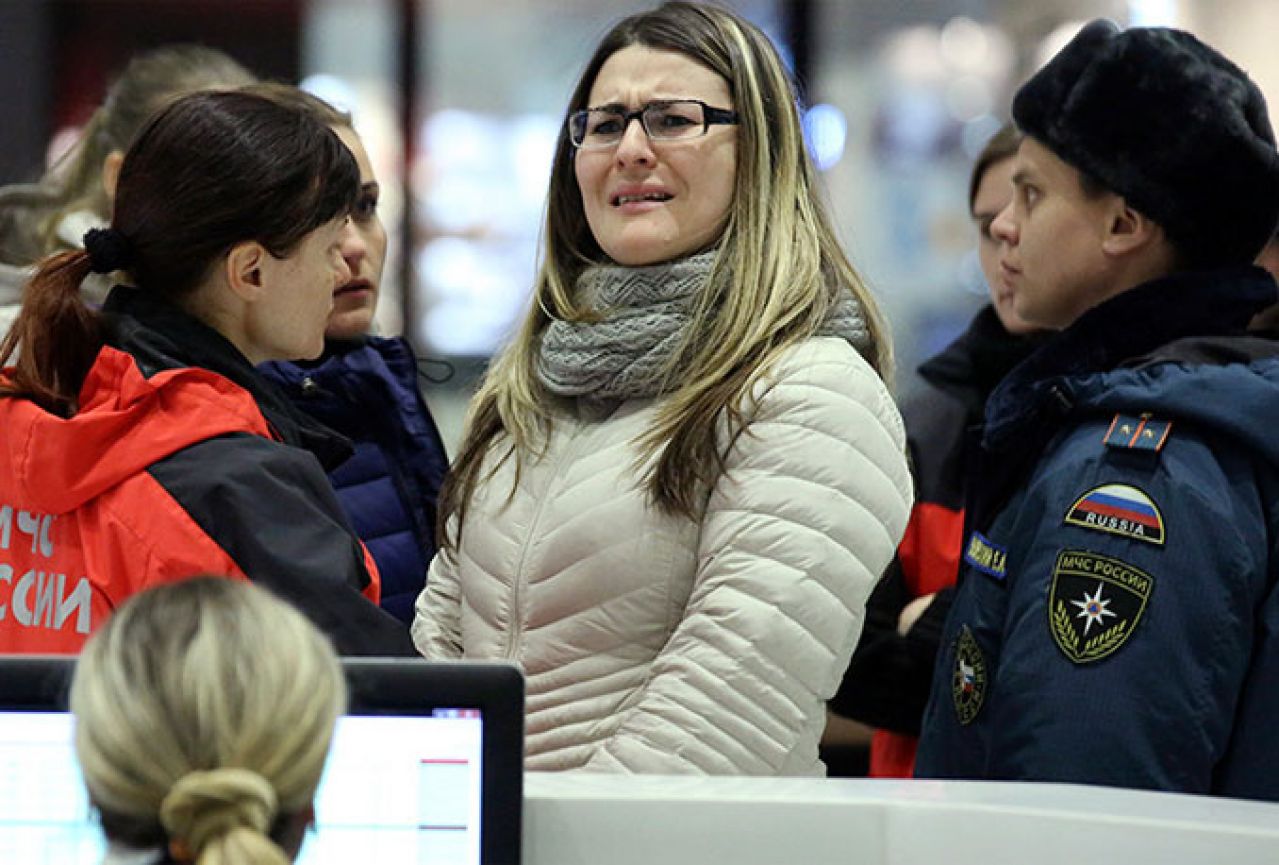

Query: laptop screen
[0,657,523,865]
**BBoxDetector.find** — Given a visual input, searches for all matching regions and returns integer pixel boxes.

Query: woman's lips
[334,279,373,298]
[615,198,669,215]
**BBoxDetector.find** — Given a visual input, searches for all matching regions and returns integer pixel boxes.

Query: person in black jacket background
[828,123,1045,777]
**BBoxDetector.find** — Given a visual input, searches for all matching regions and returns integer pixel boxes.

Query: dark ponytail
[0,251,102,416]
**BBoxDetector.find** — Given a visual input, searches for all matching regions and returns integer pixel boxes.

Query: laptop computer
[0,656,524,865]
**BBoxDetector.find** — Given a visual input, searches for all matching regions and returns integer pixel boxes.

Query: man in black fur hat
[915,19,1279,800]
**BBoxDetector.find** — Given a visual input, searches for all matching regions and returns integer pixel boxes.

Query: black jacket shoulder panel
[148,433,415,656]
[103,286,353,469]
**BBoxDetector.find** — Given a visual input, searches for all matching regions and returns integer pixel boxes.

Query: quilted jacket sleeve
[582,339,913,773]
[412,524,464,660]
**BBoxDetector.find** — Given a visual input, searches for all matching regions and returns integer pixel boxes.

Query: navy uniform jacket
[915,267,1279,801]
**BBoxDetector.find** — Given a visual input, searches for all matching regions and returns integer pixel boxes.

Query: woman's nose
[340,217,366,270]
[614,117,655,167]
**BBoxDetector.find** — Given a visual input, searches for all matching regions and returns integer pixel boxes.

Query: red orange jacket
[0,287,414,656]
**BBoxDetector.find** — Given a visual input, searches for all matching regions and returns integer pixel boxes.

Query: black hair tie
[83,227,134,274]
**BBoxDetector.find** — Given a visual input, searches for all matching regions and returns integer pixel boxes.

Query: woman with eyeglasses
[413,1,912,775]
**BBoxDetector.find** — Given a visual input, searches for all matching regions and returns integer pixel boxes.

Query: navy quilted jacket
[261,335,448,625]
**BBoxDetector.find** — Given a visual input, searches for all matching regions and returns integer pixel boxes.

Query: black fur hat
[1013,19,1279,268]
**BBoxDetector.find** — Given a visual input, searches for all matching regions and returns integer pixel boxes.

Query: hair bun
[82,226,134,273]
[159,767,279,855]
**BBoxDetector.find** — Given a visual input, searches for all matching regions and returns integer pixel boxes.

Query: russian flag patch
[1064,483,1165,546]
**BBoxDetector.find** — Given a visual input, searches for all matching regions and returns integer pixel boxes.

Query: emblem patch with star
[1048,550,1153,664]
[952,625,987,725]
[1064,483,1165,545]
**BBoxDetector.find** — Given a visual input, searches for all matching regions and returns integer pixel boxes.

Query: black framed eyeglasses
[568,99,739,150]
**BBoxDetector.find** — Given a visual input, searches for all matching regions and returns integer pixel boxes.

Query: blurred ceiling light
[940,17,988,73]
[945,75,993,122]
[422,109,501,174]
[803,104,848,171]
[508,115,559,204]
[1128,0,1180,26]
[971,26,1016,84]
[886,19,1015,90]
[300,73,358,116]
[883,26,947,87]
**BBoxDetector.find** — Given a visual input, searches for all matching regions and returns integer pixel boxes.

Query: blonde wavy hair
[70,578,346,864]
[0,44,255,266]
[440,1,892,544]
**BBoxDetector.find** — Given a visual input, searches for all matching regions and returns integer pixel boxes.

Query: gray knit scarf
[536,251,872,401]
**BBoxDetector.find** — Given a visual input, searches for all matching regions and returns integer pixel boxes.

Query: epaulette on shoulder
[1102,412,1172,453]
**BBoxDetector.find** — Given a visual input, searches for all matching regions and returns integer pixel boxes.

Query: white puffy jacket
[413,336,912,774]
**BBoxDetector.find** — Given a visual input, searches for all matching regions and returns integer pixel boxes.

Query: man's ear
[1102,199,1163,257]
[101,151,125,204]
[224,241,268,303]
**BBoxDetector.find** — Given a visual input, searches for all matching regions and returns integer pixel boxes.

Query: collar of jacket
[257,335,441,446]
[101,285,353,469]
[981,265,1277,452]
[259,334,411,402]
[917,304,1051,416]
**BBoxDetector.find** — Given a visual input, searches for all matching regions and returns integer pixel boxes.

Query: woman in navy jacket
[256,86,447,625]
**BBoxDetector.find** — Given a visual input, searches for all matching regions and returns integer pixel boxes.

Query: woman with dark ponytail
[0,90,414,657]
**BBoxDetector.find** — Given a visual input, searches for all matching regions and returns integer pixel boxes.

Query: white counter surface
[523,774,1279,865]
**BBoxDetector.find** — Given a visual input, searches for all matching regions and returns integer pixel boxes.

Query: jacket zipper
[501,416,591,659]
